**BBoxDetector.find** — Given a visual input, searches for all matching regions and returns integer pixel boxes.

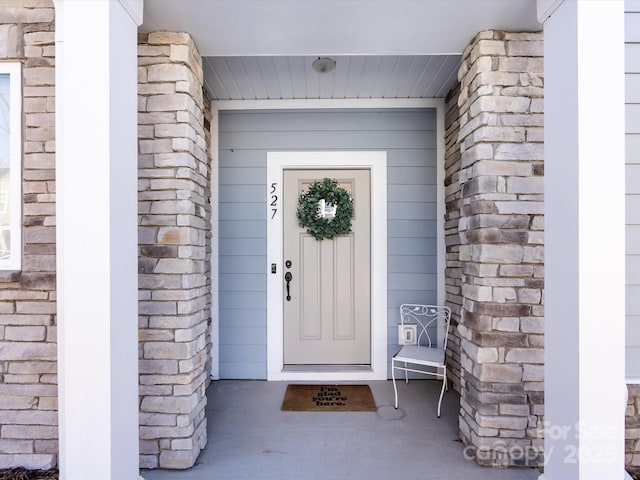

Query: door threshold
[283,365,372,373]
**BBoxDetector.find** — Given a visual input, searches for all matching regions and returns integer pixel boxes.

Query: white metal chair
[392,304,452,417]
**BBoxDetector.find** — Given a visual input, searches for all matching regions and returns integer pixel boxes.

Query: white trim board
[0,62,22,271]
[215,98,443,111]
[267,152,387,381]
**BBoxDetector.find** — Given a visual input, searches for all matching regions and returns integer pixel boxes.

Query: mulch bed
[0,469,58,480]
[629,471,640,480]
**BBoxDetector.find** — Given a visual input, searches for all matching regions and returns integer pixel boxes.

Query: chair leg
[437,367,447,418]
[392,359,399,409]
[404,361,408,384]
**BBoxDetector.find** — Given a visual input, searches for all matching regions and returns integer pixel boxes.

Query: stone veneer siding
[628,385,640,471]
[444,83,462,394]
[137,32,212,469]
[445,30,545,467]
[0,1,58,470]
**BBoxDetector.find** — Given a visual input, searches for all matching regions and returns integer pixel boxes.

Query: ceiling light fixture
[312,57,336,74]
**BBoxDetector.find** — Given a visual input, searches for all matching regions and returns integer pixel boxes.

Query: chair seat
[394,345,444,367]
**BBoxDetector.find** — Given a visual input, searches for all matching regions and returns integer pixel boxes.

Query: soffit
[203,55,461,100]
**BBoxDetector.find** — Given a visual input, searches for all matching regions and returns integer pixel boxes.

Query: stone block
[495,143,544,161]
[140,423,195,441]
[155,152,197,169]
[24,67,54,87]
[154,258,194,274]
[518,288,541,304]
[159,448,199,469]
[470,96,531,116]
[526,128,544,142]
[148,32,193,46]
[494,201,544,215]
[16,302,56,315]
[25,113,55,128]
[506,41,543,57]
[0,454,55,470]
[139,45,170,57]
[143,341,196,360]
[501,86,544,98]
[147,94,195,113]
[473,160,532,177]
[507,177,544,193]
[462,284,493,302]
[4,326,46,342]
[0,342,56,361]
[472,330,529,347]
[471,244,523,264]
[147,64,193,83]
[150,200,195,215]
[530,99,544,113]
[493,317,520,332]
[141,393,199,415]
[523,246,544,263]
[523,364,544,382]
[472,126,526,144]
[476,363,523,383]
[140,139,173,155]
[155,123,197,141]
[2,425,57,440]
[520,317,544,334]
[0,25,22,59]
[493,287,517,303]
[498,57,543,74]
[505,348,544,364]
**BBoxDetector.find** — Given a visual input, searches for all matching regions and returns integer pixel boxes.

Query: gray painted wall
[218,109,438,379]
[627,5,640,377]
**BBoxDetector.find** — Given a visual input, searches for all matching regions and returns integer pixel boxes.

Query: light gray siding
[627,4,640,378]
[218,109,438,379]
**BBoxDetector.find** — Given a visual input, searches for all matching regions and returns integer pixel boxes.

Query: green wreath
[296,178,354,241]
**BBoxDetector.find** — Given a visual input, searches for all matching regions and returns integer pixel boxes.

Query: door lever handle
[284,272,292,301]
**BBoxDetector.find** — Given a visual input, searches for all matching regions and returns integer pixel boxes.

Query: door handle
[284,272,292,301]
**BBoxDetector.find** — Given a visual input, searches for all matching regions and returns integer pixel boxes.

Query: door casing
[266,151,387,381]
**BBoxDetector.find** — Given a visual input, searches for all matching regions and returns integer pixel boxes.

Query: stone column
[137,32,211,470]
[55,1,142,479]
[454,30,545,467]
[540,1,626,478]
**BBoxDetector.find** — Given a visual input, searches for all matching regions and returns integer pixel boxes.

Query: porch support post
[55,1,143,479]
[539,0,626,478]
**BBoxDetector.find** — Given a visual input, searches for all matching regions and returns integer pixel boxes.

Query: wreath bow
[296,178,354,240]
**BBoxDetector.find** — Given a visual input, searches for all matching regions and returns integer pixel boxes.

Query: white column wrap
[55,1,142,478]
[541,0,626,478]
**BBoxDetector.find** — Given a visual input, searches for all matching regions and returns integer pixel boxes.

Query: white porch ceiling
[203,55,461,100]
[142,0,540,101]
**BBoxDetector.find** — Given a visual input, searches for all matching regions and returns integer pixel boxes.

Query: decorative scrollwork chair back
[392,304,452,417]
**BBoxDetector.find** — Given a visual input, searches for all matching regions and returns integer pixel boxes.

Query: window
[0,63,22,271]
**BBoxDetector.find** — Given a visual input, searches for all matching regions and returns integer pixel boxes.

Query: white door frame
[267,152,387,381]
[210,98,446,381]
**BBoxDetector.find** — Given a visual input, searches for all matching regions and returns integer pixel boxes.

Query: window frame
[0,62,22,271]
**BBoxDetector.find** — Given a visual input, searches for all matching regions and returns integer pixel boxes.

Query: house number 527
[270,182,278,220]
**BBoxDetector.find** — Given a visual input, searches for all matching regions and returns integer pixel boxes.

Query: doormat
[281,384,377,412]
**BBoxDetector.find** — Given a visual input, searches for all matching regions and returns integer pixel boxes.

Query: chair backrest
[400,304,452,351]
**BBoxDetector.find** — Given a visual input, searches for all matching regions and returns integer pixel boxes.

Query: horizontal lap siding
[627,7,640,378]
[218,109,437,379]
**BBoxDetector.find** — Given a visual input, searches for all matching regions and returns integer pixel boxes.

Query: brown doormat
[281,384,377,412]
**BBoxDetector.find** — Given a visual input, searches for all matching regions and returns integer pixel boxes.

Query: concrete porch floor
[142,380,540,480]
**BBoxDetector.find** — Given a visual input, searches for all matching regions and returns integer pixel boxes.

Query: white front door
[282,169,371,365]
